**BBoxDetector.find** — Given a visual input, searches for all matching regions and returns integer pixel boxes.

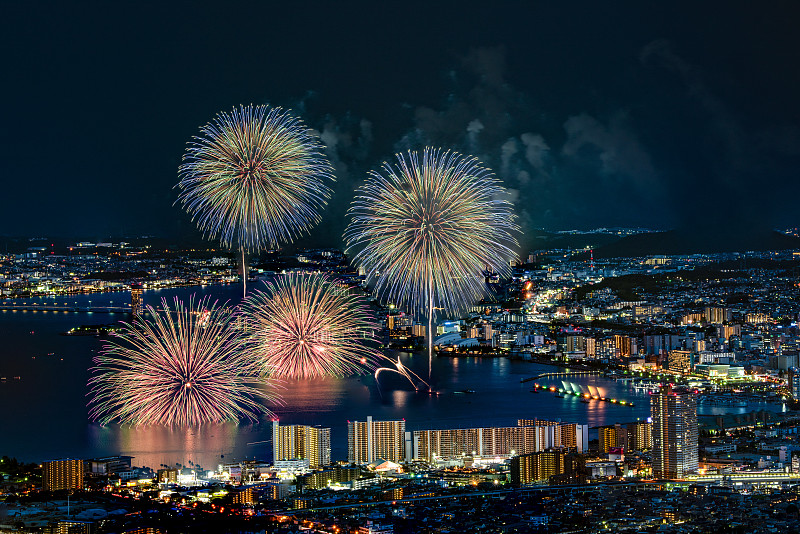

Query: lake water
[0,283,783,469]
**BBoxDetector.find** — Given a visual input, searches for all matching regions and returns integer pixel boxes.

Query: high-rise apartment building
[348,416,405,464]
[510,450,567,484]
[517,420,588,453]
[413,422,588,462]
[598,424,627,453]
[42,459,84,491]
[598,421,651,453]
[651,386,698,479]
[626,420,653,451]
[272,421,331,468]
[130,282,143,318]
[704,306,731,324]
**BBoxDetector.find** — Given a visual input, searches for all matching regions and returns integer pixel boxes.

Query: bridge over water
[0,302,131,314]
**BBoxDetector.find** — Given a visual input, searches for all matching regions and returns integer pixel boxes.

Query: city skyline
[2,3,800,531]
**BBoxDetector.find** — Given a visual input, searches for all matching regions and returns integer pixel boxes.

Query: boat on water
[454,389,476,394]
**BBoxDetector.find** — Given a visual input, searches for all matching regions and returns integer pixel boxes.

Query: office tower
[626,420,653,451]
[272,421,331,468]
[42,459,84,491]
[348,416,405,464]
[651,386,698,479]
[510,450,567,484]
[130,282,143,318]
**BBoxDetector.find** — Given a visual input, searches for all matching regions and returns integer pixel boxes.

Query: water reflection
[89,422,250,469]
[2,284,789,467]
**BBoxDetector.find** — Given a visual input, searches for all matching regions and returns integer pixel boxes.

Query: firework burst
[88,296,276,426]
[239,272,379,379]
[344,147,519,379]
[176,104,335,295]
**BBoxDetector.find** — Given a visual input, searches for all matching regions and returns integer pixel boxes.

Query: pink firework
[239,272,379,379]
[88,296,278,426]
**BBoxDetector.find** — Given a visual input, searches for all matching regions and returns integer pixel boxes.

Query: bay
[0,283,778,469]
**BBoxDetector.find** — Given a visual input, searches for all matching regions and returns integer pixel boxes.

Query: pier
[520,370,603,383]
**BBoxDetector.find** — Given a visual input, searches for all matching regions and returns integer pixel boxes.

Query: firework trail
[88,296,277,426]
[374,354,431,391]
[344,148,519,381]
[239,272,380,379]
[176,104,335,296]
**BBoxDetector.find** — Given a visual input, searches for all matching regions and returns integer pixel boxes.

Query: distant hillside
[592,229,800,258]
[526,231,622,252]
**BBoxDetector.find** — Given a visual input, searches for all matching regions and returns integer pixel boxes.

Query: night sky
[2,2,799,248]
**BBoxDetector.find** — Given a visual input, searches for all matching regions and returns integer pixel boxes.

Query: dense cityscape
[3,234,800,532]
[3,2,800,533]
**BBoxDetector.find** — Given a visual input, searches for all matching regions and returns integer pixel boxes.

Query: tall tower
[130,282,143,318]
[651,386,698,479]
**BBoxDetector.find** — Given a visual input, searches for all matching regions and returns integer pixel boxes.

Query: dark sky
[2,1,799,247]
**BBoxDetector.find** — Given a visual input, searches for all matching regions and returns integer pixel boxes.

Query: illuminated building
[43,459,84,491]
[585,337,597,358]
[481,323,493,341]
[788,367,800,400]
[411,324,426,338]
[130,282,143,318]
[348,416,405,464]
[704,306,731,324]
[717,324,741,341]
[157,468,178,484]
[651,386,698,479]
[745,312,770,324]
[517,420,588,453]
[414,422,588,462]
[615,335,637,357]
[598,424,626,453]
[56,521,94,534]
[272,421,331,468]
[296,466,362,490]
[668,350,693,374]
[231,486,256,505]
[681,312,704,325]
[510,450,567,484]
[626,420,653,451]
[86,455,133,476]
[387,313,412,331]
[558,334,585,353]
